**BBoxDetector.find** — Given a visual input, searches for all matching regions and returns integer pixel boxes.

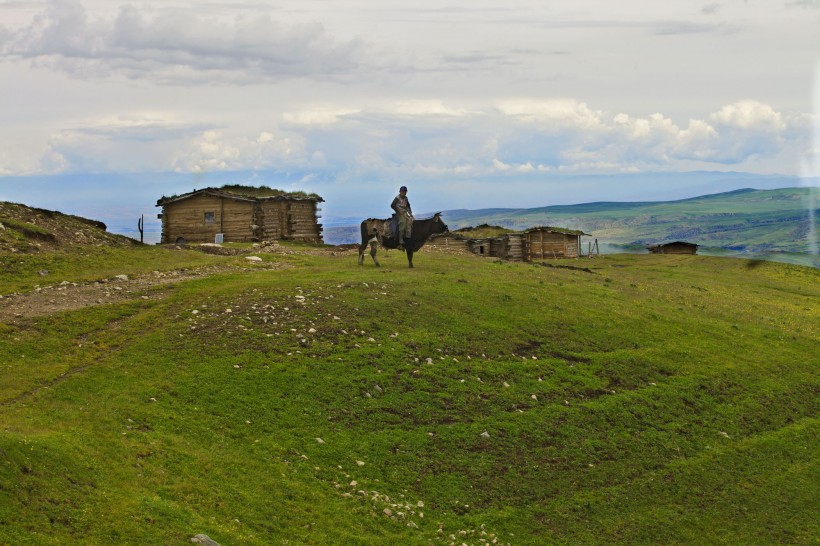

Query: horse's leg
[370,241,380,267]
[407,247,414,268]
[358,243,366,265]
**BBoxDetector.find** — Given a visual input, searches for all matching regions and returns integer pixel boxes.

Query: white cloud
[710,100,787,132]
[1,0,367,83]
[9,97,811,178]
[496,99,605,131]
[282,108,360,127]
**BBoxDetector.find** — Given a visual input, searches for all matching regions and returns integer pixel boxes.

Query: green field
[1,244,818,544]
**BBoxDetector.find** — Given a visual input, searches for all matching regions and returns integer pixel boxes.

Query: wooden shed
[430,225,585,262]
[647,241,698,255]
[427,232,472,253]
[428,225,527,260]
[156,185,323,244]
[523,227,589,260]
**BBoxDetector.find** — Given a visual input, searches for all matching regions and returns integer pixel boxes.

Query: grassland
[1,243,818,545]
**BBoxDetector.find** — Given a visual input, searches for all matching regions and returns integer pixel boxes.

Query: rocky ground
[0,201,367,322]
[0,264,273,322]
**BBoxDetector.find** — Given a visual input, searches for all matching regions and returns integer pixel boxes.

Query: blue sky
[1,0,819,230]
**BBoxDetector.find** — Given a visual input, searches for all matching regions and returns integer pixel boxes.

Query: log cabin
[156,185,323,244]
[523,227,589,260]
[428,225,587,261]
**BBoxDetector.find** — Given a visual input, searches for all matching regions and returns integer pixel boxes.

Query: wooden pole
[137,214,144,243]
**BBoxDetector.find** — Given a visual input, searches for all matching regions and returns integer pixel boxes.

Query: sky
[1,0,819,233]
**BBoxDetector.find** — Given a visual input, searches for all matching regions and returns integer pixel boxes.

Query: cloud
[786,0,820,8]
[710,100,786,132]
[496,99,606,130]
[701,3,721,15]
[1,0,367,83]
[10,97,813,179]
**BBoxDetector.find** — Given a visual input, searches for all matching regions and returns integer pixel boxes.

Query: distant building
[156,185,323,244]
[523,227,589,260]
[428,225,589,261]
[646,241,699,255]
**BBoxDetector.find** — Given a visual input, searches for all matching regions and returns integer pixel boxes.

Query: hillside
[442,188,816,253]
[1,236,818,544]
[324,188,817,260]
[0,201,139,253]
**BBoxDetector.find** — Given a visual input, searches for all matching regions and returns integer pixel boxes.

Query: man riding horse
[391,185,413,251]
[358,186,448,268]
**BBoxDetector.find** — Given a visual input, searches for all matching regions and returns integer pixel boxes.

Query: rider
[391,185,414,250]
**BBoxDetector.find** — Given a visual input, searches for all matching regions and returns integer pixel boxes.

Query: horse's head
[432,212,448,234]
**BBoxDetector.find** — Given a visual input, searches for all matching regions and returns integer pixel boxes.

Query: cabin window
[204,211,215,224]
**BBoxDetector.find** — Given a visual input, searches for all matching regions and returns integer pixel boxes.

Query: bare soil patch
[0,262,297,322]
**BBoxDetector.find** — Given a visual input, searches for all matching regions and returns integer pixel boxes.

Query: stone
[190,534,220,545]
[245,256,263,262]
[114,274,129,281]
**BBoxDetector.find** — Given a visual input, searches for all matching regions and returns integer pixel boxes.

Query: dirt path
[0,263,290,322]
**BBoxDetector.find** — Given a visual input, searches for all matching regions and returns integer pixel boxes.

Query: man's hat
[400,186,408,192]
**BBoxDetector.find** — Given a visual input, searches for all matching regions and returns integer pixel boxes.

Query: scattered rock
[480,431,490,439]
[245,256,263,262]
[114,274,129,281]
[190,534,220,546]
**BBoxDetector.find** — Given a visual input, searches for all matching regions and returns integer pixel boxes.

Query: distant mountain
[324,187,818,261]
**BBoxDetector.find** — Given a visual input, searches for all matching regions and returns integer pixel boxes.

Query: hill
[1,238,818,544]
[0,201,139,253]
[324,188,817,260]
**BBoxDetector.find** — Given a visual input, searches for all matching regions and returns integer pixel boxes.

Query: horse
[358,213,448,268]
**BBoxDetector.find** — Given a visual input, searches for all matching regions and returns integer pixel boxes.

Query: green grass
[1,247,818,544]
[0,245,265,293]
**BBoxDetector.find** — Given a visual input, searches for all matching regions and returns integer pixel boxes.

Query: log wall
[161,194,256,243]
[505,234,525,261]
[160,195,323,244]
[525,231,580,260]
[286,200,323,242]
[426,235,471,253]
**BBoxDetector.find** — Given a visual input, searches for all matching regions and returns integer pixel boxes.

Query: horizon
[1,1,818,233]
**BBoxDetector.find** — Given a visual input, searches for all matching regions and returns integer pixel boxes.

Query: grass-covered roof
[158,184,322,204]
[452,224,517,239]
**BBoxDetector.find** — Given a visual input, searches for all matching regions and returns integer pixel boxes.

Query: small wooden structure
[425,232,472,254]
[429,225,587,261]
[647,241,699,255]
[156,185,323,244]
[523,227,589,260]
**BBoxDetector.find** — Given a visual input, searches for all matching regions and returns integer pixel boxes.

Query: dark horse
[358,213,448,268]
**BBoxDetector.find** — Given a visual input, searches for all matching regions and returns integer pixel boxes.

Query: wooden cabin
[647,241,699,255]
[156,186,323,244]
[523,227,589,260]
[429,225,584,261]
[428,225,527,260]
[426,232,472,253]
